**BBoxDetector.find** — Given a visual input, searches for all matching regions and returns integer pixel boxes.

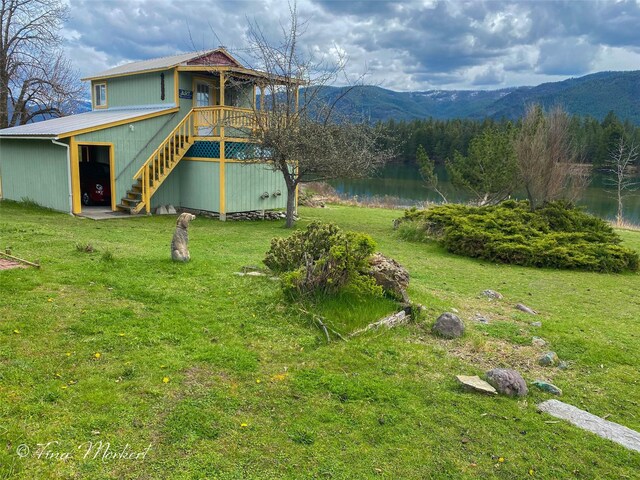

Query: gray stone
[456,375,497,395]
[472,313,490,324]
[531,321,542,327]
[558,361,569,370]
[538,351,559,367]
[246,271,266,277]
[432,312,465,339]
[538,399,640,453]
[516,303,537,315]
[485,368,528,397]
[532,336,547,347]
[368,253,410,302]
[155,205,168,215]
[532,380,562,395]
[482,289,503,300]
[166,205,177,214]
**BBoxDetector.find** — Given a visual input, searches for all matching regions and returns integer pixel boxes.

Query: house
[0,48,293,219]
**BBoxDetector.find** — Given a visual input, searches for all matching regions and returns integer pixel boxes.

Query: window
[94,83,107,108]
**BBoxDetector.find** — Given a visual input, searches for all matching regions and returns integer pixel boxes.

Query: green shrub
[396,201,639,273]
[264,221,382,298]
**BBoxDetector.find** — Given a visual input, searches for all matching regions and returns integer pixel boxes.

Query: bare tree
[605,137,638,226]
[0,0,82,128]
[514,104,588,211]
[416,144,447,203]
[240,2,393,227]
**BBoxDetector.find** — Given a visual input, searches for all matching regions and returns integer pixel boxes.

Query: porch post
[69,136,81,214]
[219,72,226,139]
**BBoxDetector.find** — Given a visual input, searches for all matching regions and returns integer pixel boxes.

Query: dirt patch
[0,258,27,270]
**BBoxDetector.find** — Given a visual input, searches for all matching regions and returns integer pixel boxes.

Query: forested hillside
[318,70,640,124]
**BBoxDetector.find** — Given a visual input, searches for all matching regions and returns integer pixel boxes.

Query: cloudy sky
[63,0,640,92]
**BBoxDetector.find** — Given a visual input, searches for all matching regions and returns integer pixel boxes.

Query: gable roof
[82,48,243,81]
[0,105,177,139]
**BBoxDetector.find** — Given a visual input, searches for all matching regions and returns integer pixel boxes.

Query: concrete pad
[538,399,640,453]
[76,207,135,220]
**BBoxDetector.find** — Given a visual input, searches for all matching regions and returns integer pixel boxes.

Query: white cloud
[62,0,640,92]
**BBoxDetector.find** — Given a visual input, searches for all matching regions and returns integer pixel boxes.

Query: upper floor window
[94,83,107,108]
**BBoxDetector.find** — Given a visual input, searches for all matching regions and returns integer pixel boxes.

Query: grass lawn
[0,201,639,479]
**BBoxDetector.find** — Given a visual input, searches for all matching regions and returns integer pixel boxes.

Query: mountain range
[317,70,640,123]
[67,70,639,124]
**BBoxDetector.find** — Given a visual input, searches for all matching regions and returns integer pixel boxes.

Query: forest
[383,110,640,168]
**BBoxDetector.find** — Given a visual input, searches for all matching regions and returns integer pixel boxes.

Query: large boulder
[432,312,465,339]
[486,369,528,397]
[368,253,410,302]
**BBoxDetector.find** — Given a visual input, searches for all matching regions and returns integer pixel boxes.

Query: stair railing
[133,109,195,213]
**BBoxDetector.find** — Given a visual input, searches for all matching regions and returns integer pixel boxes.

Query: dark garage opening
[79,145,112,208]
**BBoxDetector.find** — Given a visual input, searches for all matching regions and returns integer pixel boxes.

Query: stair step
[116,203,133,212]
[120,197,141,206]
[126,191,142,200]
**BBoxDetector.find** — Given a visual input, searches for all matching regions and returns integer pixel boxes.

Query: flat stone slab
[538,399,640,453]
[456,375,497,395]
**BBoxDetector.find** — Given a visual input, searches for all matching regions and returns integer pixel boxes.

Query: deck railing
[193,106,265,137]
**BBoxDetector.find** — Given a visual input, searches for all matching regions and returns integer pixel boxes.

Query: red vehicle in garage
[80,162,111,206]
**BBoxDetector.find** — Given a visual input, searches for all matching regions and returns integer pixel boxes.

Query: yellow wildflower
[13,329,20,334]
[240,423,248,428]
[94,352,101,359]
[162,377,170,383]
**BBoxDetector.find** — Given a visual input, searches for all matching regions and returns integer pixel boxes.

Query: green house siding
[97,69,176,108]
[0,139,70,212]
[180,161,220,211]
[151,165,181,208]
[225,163,287,212]
[75,111,183,202]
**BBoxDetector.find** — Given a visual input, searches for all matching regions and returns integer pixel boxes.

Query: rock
[532,380,562,395]
[531,321,542,327]
[368,253,410,302]
[166,205,177,214]
[516,303,537,315]
[432,312,465,339]
[472,313,490,324]
[451,308,459,313]
[558,361,569,370]
[155,205,168,215]
[532,336,547,347]
[246,271,266,277]
[538,399,640,453]
[538,351,559,367]
[482,289,503,300]
[485,368,528,397]
[233,272,247,276]
[456,375,497,395]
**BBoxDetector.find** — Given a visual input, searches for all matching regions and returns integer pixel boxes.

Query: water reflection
[329,163,640,223]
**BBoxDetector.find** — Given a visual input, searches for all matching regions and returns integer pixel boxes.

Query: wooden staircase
[118,111,195,214]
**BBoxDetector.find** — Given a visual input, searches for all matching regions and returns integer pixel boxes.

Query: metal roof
[0,105,176,138]
[82,49,241,80]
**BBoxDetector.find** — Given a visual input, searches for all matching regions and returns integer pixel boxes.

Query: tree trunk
[285,184,297,228]
[617,183,623,226]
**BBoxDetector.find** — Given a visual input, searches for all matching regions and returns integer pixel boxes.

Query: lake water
[330,163,640,224]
